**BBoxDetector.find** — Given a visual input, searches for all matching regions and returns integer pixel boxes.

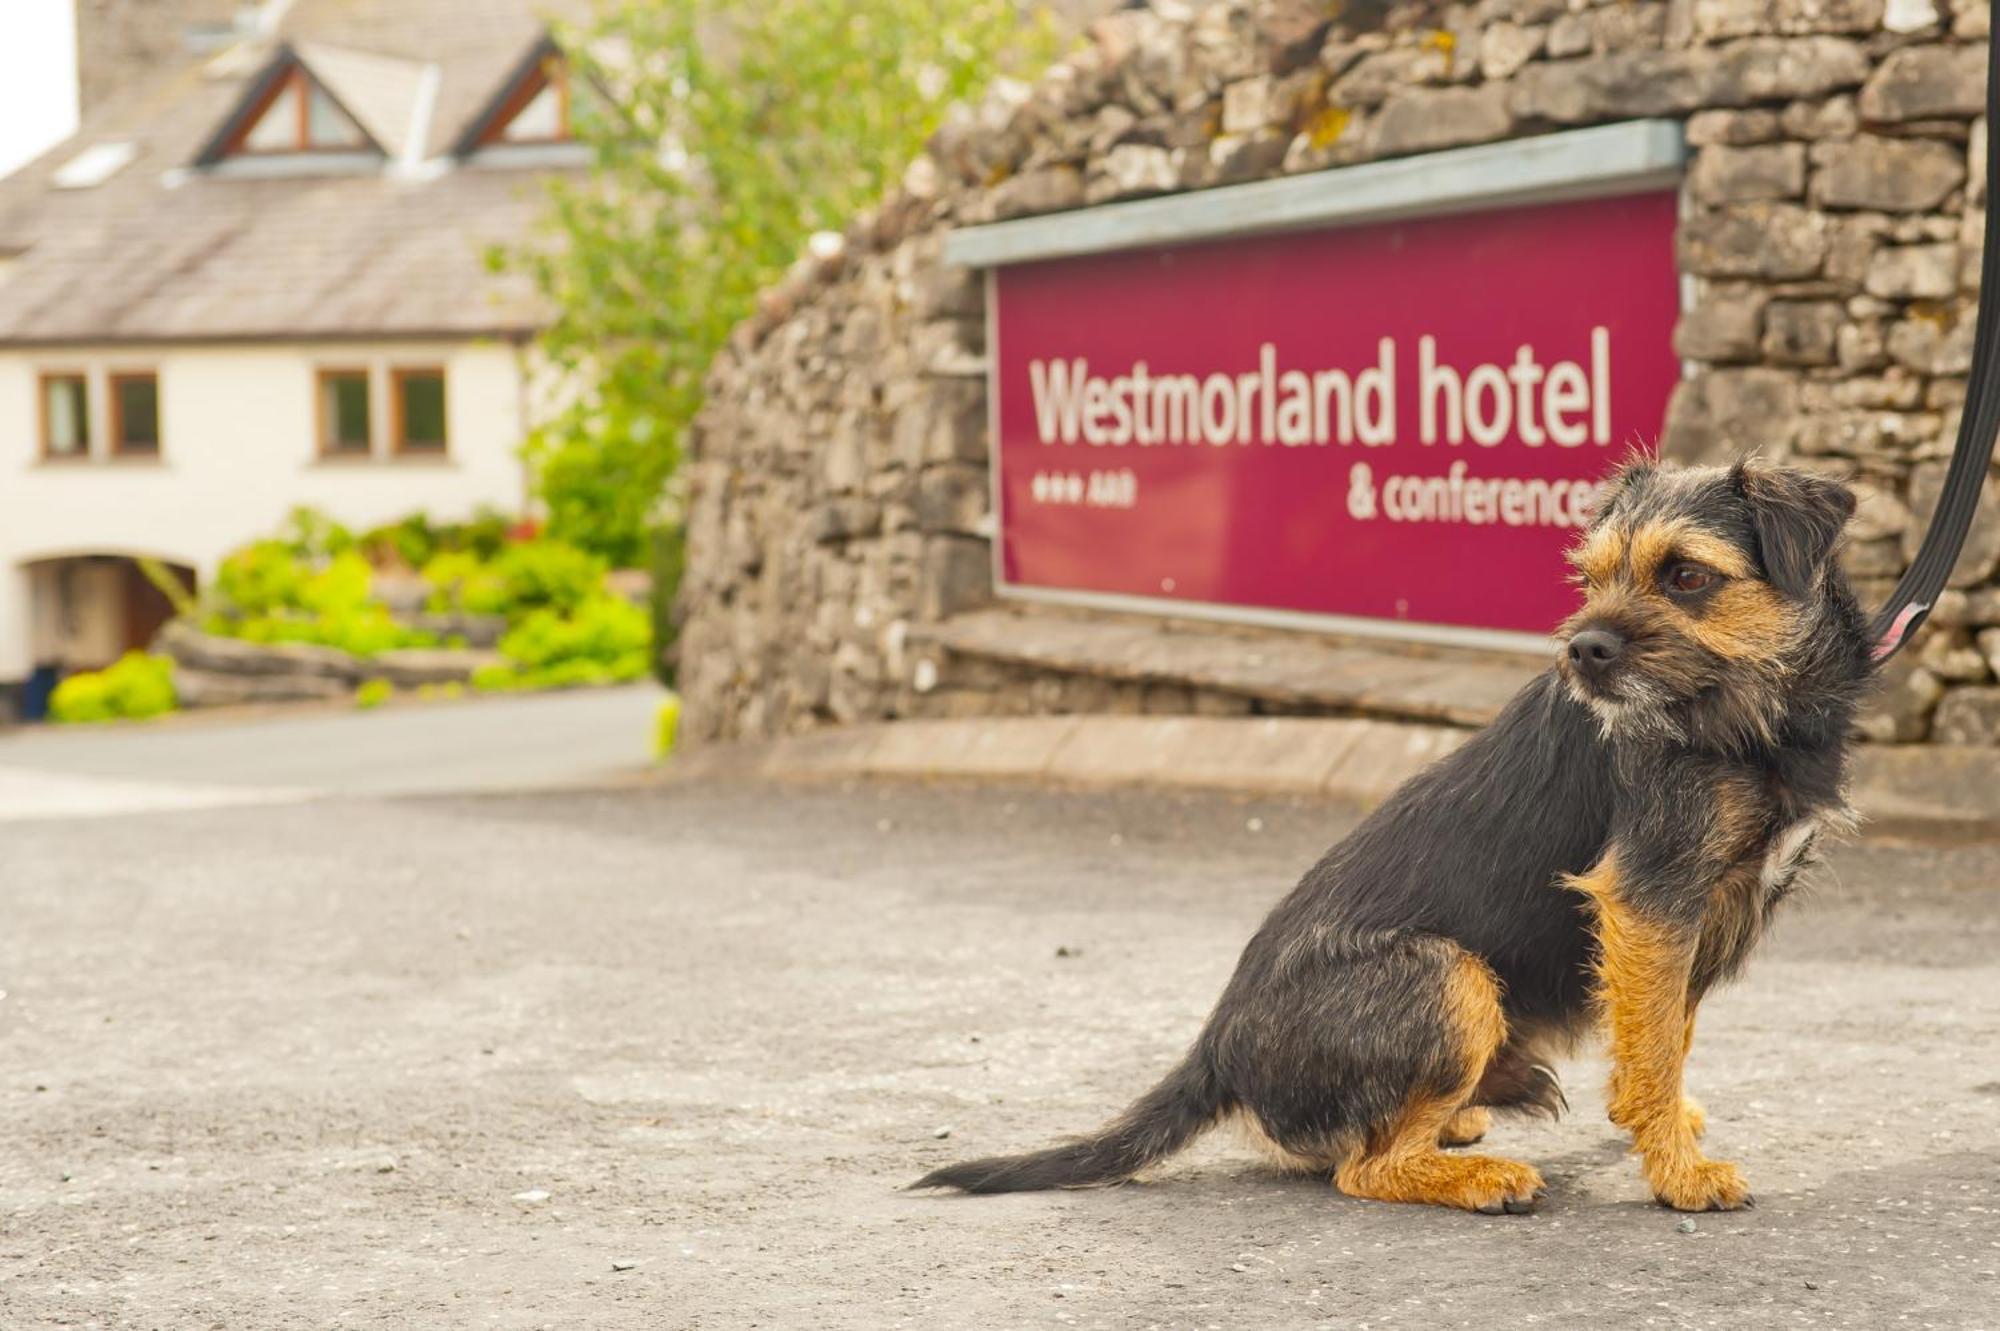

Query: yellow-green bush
[50,652,177,723]
[209,549,439,656]
[422,539,605,620]
[471,595,650,692]
[204,520,651,698]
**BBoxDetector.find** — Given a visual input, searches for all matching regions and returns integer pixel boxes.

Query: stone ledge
[671,717,2000,839]
[913,608,1543,727]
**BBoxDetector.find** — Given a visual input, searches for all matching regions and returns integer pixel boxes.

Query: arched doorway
[16,554,197,719]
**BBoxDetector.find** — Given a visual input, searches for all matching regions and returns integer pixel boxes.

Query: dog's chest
[1758,813,1828,903]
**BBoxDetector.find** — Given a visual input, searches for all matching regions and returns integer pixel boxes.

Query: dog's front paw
[1650,1157,1753,1212]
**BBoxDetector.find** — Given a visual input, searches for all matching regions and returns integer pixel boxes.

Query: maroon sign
[989,190,1683,641]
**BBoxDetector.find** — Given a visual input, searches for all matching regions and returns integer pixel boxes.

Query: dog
[913,459,1874,1214]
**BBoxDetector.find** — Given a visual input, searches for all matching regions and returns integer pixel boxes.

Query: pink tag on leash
[1873,603,1930,662]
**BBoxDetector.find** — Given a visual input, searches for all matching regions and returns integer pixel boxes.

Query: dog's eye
[1667,564,1717,594]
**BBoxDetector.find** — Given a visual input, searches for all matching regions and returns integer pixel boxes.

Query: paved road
[0,685,663,818]
[2,775,1997,1328]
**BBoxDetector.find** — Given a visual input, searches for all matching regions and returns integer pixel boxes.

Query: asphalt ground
[3,768,1998,1328]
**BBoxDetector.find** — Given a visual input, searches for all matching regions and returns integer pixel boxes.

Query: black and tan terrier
[914,459,1874,1214]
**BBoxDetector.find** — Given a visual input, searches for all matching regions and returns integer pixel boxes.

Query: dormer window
[228,65,370,155]
[482,56,572,146]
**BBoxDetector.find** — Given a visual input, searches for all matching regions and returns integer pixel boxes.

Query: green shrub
[491,540,606,614]
[360,508,515,570]
[213,540,308,618]
[468,594,650,692]
[204,517,644,694]
[51,652,177,723]
[422,538,606,620]
[280,506,355,559]
[500,595,647,668]
[224,606,436,657]
[358,513,440,571]
[354,678,393,710]
[209,549,438,657]
[420,550,511,617]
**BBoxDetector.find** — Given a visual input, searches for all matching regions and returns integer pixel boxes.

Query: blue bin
[19,664,60,722]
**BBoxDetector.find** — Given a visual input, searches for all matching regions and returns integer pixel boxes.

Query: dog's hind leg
[1439,1106,1490,1147]
[1330,949,1545,1214]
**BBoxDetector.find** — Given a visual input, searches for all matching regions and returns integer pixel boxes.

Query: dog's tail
[909,1051,1228,1194]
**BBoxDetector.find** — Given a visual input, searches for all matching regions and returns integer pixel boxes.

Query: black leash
[1870,18,2000,662]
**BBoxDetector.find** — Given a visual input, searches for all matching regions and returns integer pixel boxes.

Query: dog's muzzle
[1564,627,1626,690]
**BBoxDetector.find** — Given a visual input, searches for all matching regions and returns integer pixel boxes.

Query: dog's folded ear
[1733,463,1857,599]
[1589,456,1658,528]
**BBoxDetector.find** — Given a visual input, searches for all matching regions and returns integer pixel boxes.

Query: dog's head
[1558,459,1857,746]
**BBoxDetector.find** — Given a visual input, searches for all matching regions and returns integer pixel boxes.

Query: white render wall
[0,339,534,680]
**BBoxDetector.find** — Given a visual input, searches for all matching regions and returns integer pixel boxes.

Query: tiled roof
[0,0,595,344]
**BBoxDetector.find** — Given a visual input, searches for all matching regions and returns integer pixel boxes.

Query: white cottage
[0,0,591,716]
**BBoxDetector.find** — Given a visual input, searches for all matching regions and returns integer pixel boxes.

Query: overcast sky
[0,0,80,181]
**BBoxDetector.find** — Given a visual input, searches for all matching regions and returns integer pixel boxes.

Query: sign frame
[951,120,1691,655]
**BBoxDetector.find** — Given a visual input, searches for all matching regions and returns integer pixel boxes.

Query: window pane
[398,372,446,451]
[502,81,563,141]
[44,377,88,456]
[306,83,365,149]
[115,376,159,453]
[243,79,301,152]
[321,373,370,453]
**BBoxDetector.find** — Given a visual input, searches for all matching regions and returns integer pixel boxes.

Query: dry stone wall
[678,0,2000,745]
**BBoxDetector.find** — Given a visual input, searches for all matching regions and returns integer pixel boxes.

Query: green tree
[508,0,1056,566]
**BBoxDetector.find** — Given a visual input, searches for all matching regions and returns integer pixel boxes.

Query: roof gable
[451,35,565,156]
[194,47,384,164]
[292,42,437,163]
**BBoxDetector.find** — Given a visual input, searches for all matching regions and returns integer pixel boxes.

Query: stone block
[1903,459,2000,585]
[1686,108,1782,146]
[1918,627,1992,682]
[917,536,993,620]
[1811,136,1965,212]
[1369,85,1513,156]
[1780,95,1859,141]
[1863,243,1960,300]
[1855,654,1944,741]
[1085,144,1178,203]
[892,380,988,467]
[1688,142,1807,204]
[1762,300,1845,365]
[1509,51,1706,122]
[363,648,506,689]
[1932,686,2000,743]
[1858,43,1987,122]
[1691,0,1884,38]
[914,466,990,536]
[1678,203,1828,280]
[1675,285,1768,361]
[1541,10,1589,55]
[1478,22,1543,81]
[1659,368,1802,463]
[158,620,360,682]
[171,667,351,708]
[1221,75,1281,133]
[990,166,1084,220]
[810,498,884,544]
[1886,312,1975,375]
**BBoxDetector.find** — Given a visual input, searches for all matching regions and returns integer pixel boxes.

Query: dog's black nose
[1566,628,1625,678]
